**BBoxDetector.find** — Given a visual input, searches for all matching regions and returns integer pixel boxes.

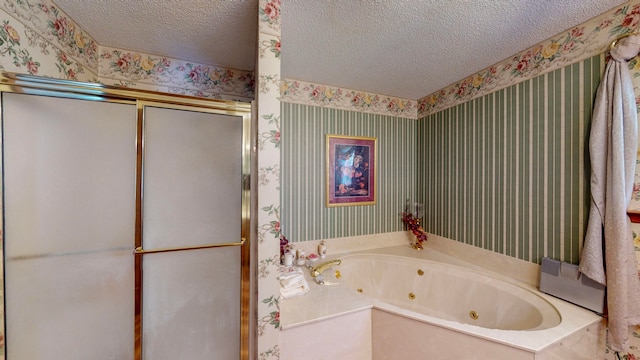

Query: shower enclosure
[0,73,252,360]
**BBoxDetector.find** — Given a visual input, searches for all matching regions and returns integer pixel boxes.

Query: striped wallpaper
[282,54,604,265]
[281,103,417,242]
[418,54,604,264]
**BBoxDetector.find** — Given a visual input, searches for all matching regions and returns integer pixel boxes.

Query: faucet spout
[310,259,341,283]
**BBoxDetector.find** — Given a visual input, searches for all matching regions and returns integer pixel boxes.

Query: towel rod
[609,32,640,51]
[134,238,246,255]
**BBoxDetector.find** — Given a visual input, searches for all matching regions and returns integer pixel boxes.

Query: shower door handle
[134,238,246,255]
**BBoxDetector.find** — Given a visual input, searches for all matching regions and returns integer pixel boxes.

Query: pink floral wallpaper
[256,0,282,358]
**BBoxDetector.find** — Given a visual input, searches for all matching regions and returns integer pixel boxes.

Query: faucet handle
[314,274,325,285]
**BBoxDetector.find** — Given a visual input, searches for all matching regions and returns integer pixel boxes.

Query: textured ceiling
[282,0,627,99]
[54,0,627,100]
[53,0,258,71]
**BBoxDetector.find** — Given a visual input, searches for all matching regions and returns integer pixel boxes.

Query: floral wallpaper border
[0,0,97,65]
[417,2,640,117]
[0,0,255,101]
[280,78,418,118]
[281,3,640,120]
[99,46,254,101]
[0,8,97,82]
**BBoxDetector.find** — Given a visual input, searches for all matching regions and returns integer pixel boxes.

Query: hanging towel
[579,34,640,352]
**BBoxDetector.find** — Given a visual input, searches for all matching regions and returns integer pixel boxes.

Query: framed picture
[326,134,377,207]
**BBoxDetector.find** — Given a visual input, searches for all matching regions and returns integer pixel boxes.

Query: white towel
[279,273,305,288]
[280,283,309,299]
[278,268,310,299]
[278,267,303,280]
[580,34,640,351]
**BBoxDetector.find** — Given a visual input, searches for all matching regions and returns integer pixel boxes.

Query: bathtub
[336,253,561,331]
[280,243,604,359]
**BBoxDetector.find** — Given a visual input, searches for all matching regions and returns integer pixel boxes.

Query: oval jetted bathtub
[336,253,561,331]
[280,244,604,359]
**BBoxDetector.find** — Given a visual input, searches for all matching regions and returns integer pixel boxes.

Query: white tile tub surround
[280,234,605,359]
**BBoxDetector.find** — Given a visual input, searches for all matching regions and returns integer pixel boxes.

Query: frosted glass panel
[143,106,243,248]
[3,93,137,257]
[142,246,241,360]
[5,250,134,360]
[3,93,137,359]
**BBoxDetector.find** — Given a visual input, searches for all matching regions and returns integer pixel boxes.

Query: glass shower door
[3,93,138,359]
[137,104,246,360]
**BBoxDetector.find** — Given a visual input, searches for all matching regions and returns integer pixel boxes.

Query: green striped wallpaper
[282,54,603,264]
[281,104,417,242]
[418,54,604,264]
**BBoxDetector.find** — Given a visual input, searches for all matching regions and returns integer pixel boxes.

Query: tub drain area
[469,310,479,320]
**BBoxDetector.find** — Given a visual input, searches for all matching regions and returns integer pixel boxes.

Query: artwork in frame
[326,134,377,207]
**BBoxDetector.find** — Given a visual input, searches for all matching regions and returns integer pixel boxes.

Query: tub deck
[280,243,603,354]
